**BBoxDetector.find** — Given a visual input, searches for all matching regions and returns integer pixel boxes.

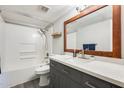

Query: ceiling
[0,5,75,29]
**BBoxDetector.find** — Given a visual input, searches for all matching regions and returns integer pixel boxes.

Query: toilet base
[39,73,49,87]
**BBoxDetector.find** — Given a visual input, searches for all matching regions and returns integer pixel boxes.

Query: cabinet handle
[84,81,96,88]
[62,69,69,74]
[51,63,56,67]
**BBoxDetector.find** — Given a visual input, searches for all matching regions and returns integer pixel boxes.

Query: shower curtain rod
[5,21,43,29]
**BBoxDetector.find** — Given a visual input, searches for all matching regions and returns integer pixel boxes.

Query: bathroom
[0,0,124,90]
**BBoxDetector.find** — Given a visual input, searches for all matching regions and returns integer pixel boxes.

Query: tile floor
[12,78,41,88]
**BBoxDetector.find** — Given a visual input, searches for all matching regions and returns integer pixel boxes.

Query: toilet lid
[36,65,50,72]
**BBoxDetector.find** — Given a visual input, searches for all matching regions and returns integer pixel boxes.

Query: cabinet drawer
[81,73,112,88]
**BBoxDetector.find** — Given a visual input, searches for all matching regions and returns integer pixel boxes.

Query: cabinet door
[50,67,60,88]
[81,73,112,88]
[50,67,82,88]
[59,72,82,88]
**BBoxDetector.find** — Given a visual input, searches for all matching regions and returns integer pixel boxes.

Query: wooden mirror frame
[64,5,121,58]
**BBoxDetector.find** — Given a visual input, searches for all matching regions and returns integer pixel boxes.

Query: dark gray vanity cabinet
[50,60,120,88]
[50,67,82,88]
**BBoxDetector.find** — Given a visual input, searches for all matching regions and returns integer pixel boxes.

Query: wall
[121,6,124,58]
[3,23,43,72]
[51,7,78,54]
[0,13,5,73]
[0,14,48,87]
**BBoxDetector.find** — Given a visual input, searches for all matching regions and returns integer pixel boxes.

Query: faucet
[73,49,77,57]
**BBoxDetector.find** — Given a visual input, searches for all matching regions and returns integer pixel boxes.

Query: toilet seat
[35,65,50,74]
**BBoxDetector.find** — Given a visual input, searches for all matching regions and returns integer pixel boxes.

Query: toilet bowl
[35,65,50,87]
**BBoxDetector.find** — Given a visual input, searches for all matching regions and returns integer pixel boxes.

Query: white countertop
[49,54,124,87]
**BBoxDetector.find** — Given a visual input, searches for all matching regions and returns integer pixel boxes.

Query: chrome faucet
[73,49,77,57]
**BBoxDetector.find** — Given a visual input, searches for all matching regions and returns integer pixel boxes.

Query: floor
[12,78,49,88]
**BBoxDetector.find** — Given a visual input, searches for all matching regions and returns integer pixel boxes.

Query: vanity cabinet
[50,60,120,88]
[50,67,82,88]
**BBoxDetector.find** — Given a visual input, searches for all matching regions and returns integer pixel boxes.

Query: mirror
[64,5,121,58]
[66,6,112,51]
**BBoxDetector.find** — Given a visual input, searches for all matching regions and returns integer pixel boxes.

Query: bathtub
[0,64,41,88]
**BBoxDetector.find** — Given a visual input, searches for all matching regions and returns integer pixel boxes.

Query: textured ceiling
[0,5,75,29]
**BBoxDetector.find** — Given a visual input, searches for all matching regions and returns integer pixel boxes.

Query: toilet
[35,65,50,87]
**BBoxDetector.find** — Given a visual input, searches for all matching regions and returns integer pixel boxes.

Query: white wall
[3,23,43,72]
[51,6,124,59]
[0,13,5,72]
[51,8,78,54]
[47,26,53,55]
[0,14,49,87]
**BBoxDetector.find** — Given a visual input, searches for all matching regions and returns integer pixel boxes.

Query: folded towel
[83,44,96,50]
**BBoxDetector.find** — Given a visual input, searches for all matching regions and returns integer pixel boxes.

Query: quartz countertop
[49,54,124,87]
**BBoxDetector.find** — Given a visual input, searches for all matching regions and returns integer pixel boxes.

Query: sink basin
[53,55,73,60]
[66,57,92,63]
[50,55,93,64]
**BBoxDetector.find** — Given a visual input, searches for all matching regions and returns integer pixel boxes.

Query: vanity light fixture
[76,5,90,13]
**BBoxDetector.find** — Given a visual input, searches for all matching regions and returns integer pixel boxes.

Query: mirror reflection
[66,6,112,51]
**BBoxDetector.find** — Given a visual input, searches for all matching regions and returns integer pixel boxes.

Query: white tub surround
[50,54,124,87]
[0,66,38,88]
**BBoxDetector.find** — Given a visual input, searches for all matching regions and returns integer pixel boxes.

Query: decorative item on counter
[78,50,85,58]
[52,32,61,38]
[78,51,82,58]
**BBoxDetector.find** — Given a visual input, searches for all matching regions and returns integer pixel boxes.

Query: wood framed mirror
[64,5,121,58]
